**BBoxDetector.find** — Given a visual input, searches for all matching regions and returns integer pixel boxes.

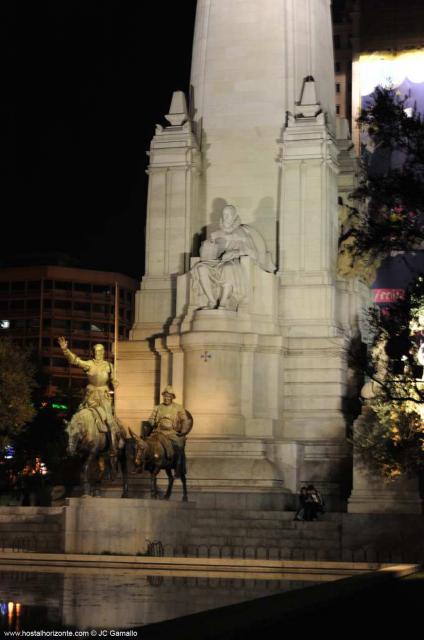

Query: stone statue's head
[162,385,176,405]
[220,205,241,233]
[162,385,176,398]
[93,344,105,360]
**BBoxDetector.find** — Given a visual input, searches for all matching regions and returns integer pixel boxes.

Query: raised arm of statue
[57,336,91,372]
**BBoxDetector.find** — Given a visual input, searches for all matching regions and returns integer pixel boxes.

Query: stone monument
[116,0,367,509]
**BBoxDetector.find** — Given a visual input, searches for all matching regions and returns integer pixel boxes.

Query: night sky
[1,2,198,279]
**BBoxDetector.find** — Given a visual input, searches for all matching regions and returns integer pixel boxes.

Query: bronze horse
[129,427,188,501]
[67,407,129,497]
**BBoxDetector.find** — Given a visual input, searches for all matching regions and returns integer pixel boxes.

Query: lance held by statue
[58,337,128,495]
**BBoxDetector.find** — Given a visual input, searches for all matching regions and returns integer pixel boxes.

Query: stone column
[131,91,201,340]
[276,78,356,506]
[190,0,336,256]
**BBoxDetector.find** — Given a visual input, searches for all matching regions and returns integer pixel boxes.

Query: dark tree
[340,87,424,478]
[0,338,36,448]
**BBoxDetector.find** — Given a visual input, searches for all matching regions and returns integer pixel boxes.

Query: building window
[54,300,72,310]
[54,281,72,291]
[71,339,90,350]
[335,62,341,73]
[27,281,41,291]
[93,285,111,295]
[336,83,341,94]
[73,321,91,331]
[10,300,25,310]
[90,323,106,332]
[92,303,107,314]
[52,319,71,331]
[336,105,340,115]
[26,318,40,329]
[11,281,25,292]
[74,283,91,293]
[52,357,66,367]
[74,301,90,312]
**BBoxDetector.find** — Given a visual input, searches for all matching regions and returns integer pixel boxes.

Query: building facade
[332,0,424,142]
[0,266,137,400]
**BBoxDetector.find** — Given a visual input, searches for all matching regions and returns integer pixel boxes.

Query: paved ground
[139,566,422,638]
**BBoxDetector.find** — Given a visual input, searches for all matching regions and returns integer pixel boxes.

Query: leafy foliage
[0,338,36,447]
[339,86,424,276]
[354,404,424,479]
[342,86,424,478]
[353,276,424,477]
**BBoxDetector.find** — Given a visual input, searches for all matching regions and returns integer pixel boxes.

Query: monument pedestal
[63,498,195,555]
[115,1,367,510]
[347,411,422,515]
[348,462,422,515]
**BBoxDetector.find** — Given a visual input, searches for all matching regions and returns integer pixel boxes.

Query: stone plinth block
[63,498,195,555]
[348,463,422,515]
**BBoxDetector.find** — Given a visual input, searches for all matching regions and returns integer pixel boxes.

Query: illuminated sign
[52,403,68,410]
[359,50,424,99]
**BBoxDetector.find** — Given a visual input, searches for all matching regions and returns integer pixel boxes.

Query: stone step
[192,509,342,522]
[0,507,63,515]
[185,535,338,549]
[193,517,338,530]
[0,522,62,536]
[193,518,293,529]
[0,535,61,551]
[173,547,344,561]
[188,525,339,541]
[0,514,61,524]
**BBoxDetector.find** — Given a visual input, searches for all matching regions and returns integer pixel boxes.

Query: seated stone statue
[191,204,275,310]
[146,385,192,477]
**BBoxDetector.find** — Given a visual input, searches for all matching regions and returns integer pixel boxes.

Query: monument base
[63,497,195,555]
[348,463,422,515]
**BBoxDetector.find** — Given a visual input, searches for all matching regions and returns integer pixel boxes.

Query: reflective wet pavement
[0,567,318,631]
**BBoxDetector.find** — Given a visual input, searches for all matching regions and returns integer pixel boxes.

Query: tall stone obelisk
[117,0,365,508]
[190,0,336,251]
